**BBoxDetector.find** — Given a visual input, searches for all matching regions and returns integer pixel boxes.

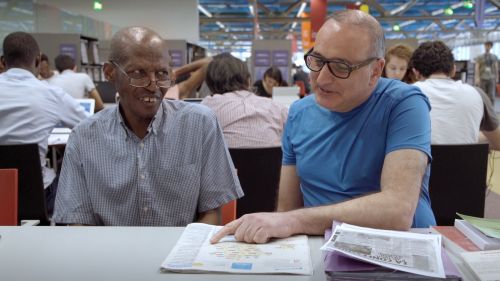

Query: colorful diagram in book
[210,243,272,260]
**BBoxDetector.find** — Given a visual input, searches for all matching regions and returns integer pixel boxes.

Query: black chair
[95,81,117,103]
[429,143,489,226]
[0,143,50,225]
[229,147,282,218]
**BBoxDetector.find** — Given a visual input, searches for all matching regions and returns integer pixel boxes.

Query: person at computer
[49,54,105,112]
[53,26,243,226]
[253,66,288,98]
[38,53,58,83]
[211,10,436,244]
[410,40,500,149]
[201,53,288,148]
[0,32,89,216]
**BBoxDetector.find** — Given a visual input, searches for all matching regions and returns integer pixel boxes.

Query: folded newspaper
[321,223,446,278]
[161,223,313,275]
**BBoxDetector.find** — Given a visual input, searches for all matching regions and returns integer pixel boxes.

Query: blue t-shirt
[282,78,436,228]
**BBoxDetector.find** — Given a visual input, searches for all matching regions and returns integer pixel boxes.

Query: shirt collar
[114,99,165,140]
[4,68,37,80]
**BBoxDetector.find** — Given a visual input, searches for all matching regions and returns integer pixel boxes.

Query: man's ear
[103,62,115,81]
[34,54,41,68]
[369,58,385,86]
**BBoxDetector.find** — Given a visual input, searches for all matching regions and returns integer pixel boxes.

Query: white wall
[37,0,199,42]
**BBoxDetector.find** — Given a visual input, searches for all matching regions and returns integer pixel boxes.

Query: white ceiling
[36,0,200,42]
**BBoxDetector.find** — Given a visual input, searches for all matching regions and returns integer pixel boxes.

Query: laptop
[183,98,203,103]
[51,99,95,134]
[272,86,300,107]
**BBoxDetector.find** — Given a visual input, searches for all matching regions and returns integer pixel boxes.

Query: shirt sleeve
[385,91,432,161]
[84,74,96,93]
[52,131,97,225]
[197,110,243,213]
[282,106,296,165]
[51,87,89,128]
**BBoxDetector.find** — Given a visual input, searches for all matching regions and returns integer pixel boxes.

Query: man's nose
[316,65,334,84]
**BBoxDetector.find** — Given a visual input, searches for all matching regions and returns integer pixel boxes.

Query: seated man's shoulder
[164,99,215,119]
[380,78,424,101]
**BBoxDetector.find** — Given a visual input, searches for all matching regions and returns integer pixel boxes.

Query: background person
[50,54,105,111]
[253,66,288,98]
[475,41,498,104]
[382,44,415,83]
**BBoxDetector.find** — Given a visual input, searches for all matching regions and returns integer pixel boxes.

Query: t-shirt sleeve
[197,111,243,213]
[84,74,96,93]
[52,132,97,225]
[386,91,432,161]
[282,106,296,165]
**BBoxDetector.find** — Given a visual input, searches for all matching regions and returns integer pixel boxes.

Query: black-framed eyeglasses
[110,60,173,89]
[304,48,379,79]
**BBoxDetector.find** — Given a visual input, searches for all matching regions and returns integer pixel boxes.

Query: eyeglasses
[304,48,379,79]
[110,61,173,89]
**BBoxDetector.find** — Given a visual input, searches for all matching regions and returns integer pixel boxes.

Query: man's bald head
[326,10,385,58]
[109,26,168,65]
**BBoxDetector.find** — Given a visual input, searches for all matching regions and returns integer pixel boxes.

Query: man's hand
[210,212,298,244]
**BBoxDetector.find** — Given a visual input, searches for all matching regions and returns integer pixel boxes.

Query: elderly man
[0,32,88,216]
[53,27,243,226]
[211,10,435,244]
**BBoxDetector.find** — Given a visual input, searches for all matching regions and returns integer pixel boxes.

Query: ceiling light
[464,1,473,9]
[197,4,212,18]
[291,21,298,30]
[444,7,454,15]
[392,24,401,31]
[249,5,254,16]
[93,1,103,11]
[296,2,307,17]
[216,21,225,29]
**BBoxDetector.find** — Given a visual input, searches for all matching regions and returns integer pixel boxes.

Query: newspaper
[160,223,312,275]
[321,223,445,278]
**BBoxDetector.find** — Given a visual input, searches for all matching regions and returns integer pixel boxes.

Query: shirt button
[140,174,145,179]
[143,207,149,212]
[140,142,144,148]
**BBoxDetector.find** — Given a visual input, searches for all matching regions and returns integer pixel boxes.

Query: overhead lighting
[392,24,401,31]
[197,4,212,18]
[296,2,307,17]
[291,21,298,30]
[216,21,225,29]
[464,1,473,9]
[249,5,254,16]
[444,7,454,15]
[399,20,416,27]
[93,1,103,11]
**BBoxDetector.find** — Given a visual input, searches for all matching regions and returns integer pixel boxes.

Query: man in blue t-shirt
[211,10,436,244]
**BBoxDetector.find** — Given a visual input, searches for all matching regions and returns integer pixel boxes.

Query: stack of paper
[321,223,461,280]
[160,223,312,275]
[455,214,500,250]
[460,250,500,281]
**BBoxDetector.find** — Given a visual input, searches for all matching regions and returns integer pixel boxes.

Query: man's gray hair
[327,10,385,58]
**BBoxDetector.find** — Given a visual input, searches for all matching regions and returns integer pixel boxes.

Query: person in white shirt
[0,32,89,215]
[411,40,500,149]
[50,54,104,111]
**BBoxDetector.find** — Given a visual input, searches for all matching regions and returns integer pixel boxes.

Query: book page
[321,223,446,278]
[161,223,312,275]
[461,249,500,281]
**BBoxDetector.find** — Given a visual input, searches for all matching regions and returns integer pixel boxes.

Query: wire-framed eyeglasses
[304,48,379,79]
[110,60,173,89]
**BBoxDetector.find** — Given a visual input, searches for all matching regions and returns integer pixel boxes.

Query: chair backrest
[0,144,50,225]
[429,143,489,226]
[0,168,18,226]
[220,200,237,225]
[229,147,282,218]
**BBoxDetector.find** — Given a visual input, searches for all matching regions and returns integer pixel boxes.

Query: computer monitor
[76,98,95,115]
[272,86,300,107]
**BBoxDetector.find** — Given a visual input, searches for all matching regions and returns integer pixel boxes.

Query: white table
[0,226,326,281]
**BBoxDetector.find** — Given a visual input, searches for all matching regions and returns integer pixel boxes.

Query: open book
[160,223,312,275]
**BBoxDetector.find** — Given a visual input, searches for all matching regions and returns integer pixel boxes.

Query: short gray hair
[327,10,385,58]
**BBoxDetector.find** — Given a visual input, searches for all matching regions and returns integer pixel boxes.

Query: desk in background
[0,226,326,281]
